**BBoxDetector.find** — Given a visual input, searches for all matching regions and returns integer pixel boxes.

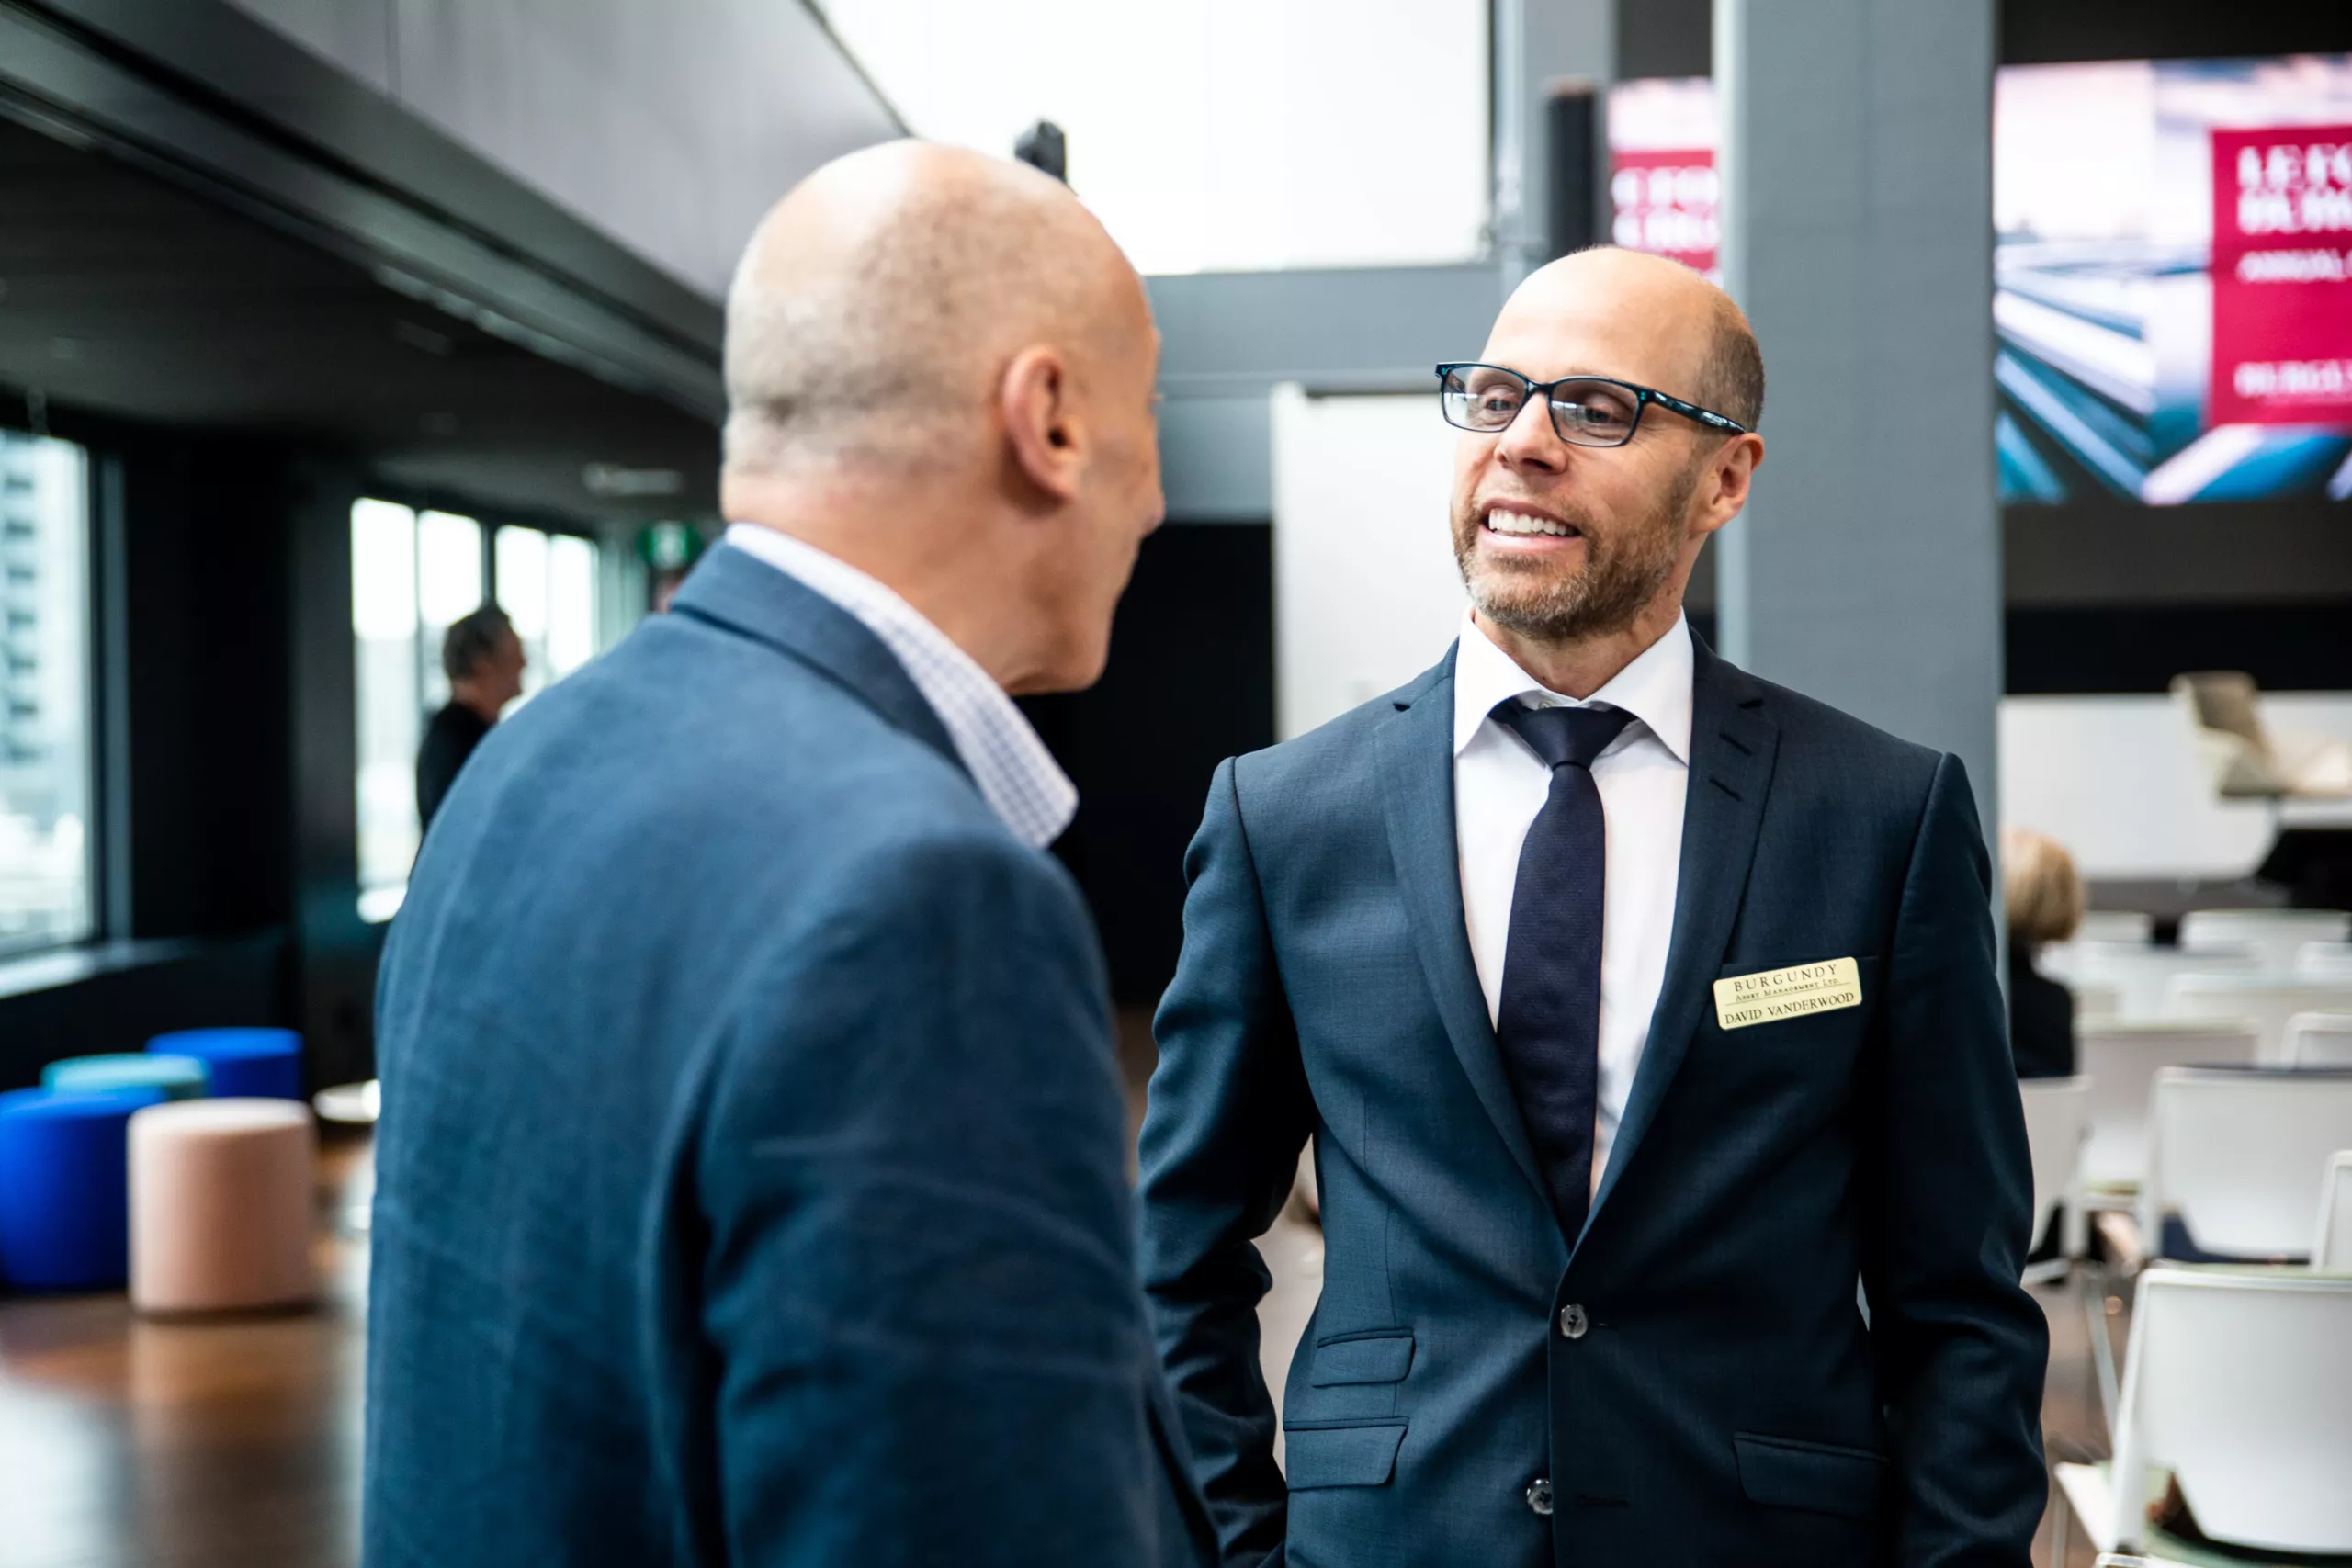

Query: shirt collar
[1451,608,1694,765]
[721,523,1078,849]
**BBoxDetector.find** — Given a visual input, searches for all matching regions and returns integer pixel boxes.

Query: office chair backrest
[2163,975,2352,1063]
[2077,1024,2259,1189]
[2066,943,2256,1022]
[2142,1068,2352,1259]
[2018,1077,2089,1255]
[2171,671,2286,799]
[2179,909,2352,976]
[2109,1269,2352,1554]
[2317,1153,2352,1273]
[2284,1012,2352,1068]
[2075,910,2154,947]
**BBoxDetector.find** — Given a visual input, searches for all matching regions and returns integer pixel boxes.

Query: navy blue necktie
[1493,699,1634,1236]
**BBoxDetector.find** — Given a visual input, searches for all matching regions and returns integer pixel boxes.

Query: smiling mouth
[1482,506,1581,540]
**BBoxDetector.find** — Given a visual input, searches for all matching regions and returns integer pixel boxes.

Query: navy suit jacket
[367,544,1214,1568]
[1137,637,2048,1568]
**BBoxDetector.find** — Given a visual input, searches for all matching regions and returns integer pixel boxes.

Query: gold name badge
[1713,957,1863,1031]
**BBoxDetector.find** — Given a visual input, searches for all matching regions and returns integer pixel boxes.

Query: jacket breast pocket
[1284,1420,1408,1489]
[1733,1433,1887,1522]
[1307,1330,1414,1386]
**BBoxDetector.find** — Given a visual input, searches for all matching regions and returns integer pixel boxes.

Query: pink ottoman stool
[128,1099,317,1314]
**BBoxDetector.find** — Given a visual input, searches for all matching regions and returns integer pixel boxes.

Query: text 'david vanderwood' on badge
[1712,958,1862,1031]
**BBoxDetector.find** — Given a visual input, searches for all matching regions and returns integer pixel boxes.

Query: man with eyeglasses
[1138,245,2046,1568]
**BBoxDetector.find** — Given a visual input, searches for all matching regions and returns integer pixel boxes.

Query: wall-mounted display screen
[1610,61,2352,509]
[1995,55,2352,506]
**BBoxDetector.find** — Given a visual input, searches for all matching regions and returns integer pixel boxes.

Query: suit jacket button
[1525,1478,1555,1516]
[1558,1303,1589,1339]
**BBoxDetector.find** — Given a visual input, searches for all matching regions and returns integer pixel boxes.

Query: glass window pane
[416,510,483,710]
[497,525,599,702]
[353,500,421,921]
[546,536,598,679]
[0,433,94,957]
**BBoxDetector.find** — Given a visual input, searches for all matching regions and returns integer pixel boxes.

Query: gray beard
[1456,465,1696,643]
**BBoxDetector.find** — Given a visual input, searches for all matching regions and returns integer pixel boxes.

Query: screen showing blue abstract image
[1994,55,2352,507]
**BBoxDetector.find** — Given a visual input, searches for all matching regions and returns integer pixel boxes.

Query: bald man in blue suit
[1138,250,2047,1568]
[367,143,1210,1568]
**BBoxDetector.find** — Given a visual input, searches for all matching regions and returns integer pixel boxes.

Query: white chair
[2299,941,2352,983]
[2078,910,2156,947]
[2018,1077,2089,1279]
[2140,1068,2352,1260]
[2317,1152,2352,1273]
[2178,908,2352,975]
[2055,1269,2352,1556]
[2068,942,2256,1022]
[2284,1012,2352,1068]
[2073,982,2122,1027]
[2164,975,2352,1062]
[2078,1023,2260,1194]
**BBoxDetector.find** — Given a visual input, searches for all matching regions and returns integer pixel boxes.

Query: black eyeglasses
[1436,362,1748,447]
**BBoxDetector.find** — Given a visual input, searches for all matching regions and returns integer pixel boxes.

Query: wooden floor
[0,1134,368,1568]
[0,1056,2127,1568]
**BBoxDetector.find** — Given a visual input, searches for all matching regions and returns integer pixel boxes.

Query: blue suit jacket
[1137,638,2048,1568]
[367,544,1214,1568]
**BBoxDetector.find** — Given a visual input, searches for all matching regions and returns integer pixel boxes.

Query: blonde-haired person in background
[2003,826,2086,1079]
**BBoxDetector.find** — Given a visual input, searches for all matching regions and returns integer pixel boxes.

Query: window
[495,525,601,704]
[0,433,93,958]
[352,502,603,922]
[352,502,483,922]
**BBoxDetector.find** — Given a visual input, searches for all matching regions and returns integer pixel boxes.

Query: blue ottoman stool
[0,1086,166,1291]
[44,1054,211,1102]
[146,1028,304,1100]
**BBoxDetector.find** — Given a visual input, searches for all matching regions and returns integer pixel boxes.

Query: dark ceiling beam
[0,0,725,422]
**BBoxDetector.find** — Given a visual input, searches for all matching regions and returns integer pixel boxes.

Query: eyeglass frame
[1434,362,1750,447]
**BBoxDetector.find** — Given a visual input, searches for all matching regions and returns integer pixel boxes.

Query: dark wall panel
[0,934,284,1091]
[2007,603,2352,694]
[1028,523,1276,1003]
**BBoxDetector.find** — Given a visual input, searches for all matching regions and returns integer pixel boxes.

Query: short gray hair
[442,605,514,683]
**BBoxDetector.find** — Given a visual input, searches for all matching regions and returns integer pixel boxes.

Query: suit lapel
[1584,638,1779,1238]
[1374,650,1552,1207]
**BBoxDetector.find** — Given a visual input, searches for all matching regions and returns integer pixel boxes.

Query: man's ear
[1001,344,1083,503]
[1694,431,1764,535]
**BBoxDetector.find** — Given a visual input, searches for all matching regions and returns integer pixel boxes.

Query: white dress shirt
[722,524,1078,851]
[1453,610,1693,1192]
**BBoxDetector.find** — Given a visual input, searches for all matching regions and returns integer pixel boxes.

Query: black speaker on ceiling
[1015,120,1068,185]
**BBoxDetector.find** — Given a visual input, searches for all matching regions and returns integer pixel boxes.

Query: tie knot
[1494,699,1634,771]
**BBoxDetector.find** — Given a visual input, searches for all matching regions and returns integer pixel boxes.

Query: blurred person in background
[415,604,525,829]
[2003,826,2085,1079]
[365,141,1211,1568]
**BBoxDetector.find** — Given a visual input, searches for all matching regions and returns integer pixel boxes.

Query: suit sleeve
[1860,754,2051,1566]
[1136,759,1317,1566]
[695,829,1169,1568]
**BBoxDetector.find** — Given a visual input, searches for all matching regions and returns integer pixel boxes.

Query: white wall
[2000,693,2352,879]
[225,0,902,299]
[817,0,1490,276]
[1271,387,1465,740]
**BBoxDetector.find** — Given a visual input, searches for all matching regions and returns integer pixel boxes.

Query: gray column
[1713,0,2002,833]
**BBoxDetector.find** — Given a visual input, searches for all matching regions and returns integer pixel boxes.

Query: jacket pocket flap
[1284,1422,1408,1489]
[1733,1433,1887,1522]
[1308,1333,1415,1385]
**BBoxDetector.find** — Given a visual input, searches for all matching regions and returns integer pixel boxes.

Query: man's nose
[1496,395,1567,472]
